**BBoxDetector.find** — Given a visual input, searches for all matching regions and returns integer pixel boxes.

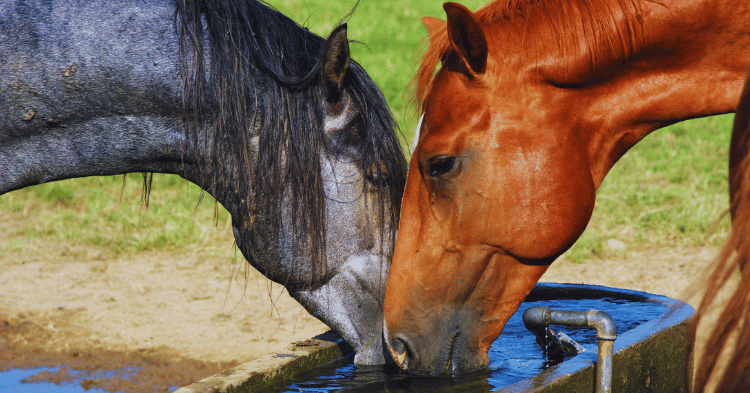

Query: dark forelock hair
[173,0,407,285]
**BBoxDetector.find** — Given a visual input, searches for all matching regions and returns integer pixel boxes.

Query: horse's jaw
[229,227,387,364]
[290,253,389,365]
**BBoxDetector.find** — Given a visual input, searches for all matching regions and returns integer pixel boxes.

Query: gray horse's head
[0,0,406,364]
[175,1,407,364]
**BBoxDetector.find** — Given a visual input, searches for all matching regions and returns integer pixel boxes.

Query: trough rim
[498,282,695,392]
[177,282,694,393]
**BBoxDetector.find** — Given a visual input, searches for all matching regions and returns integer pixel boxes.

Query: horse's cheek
[482,156,595,261]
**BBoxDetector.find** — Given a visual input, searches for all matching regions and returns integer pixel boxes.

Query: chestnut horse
[382,0,750,377]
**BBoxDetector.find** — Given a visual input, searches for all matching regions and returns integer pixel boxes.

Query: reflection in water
[0,368,108,393]
[278,358,494,392]
[268,297,667,392]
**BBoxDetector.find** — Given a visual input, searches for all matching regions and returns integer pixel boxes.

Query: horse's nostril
[389,334,419,370]
[390,337,407,365]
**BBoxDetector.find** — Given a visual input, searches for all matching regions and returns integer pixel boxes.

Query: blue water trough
[176,283,694,393]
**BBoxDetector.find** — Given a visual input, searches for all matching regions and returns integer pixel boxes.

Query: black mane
[174,0,406,284]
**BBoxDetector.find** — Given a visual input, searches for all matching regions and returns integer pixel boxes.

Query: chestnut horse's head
[383,2,598,375]
[384,0,750,375]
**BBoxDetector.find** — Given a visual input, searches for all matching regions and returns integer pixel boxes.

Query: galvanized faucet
[523,307,617,393]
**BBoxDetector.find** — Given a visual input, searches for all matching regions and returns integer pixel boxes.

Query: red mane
[414,0,644,111]
[688,68,750,392]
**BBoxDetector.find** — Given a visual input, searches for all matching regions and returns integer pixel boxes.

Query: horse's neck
[578,0,750,186]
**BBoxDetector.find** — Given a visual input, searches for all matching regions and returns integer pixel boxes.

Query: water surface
[0,367,108,393]
[267,296,668,392]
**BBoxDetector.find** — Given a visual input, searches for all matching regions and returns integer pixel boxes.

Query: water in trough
[263,295,669,392]
[3,284,682,392]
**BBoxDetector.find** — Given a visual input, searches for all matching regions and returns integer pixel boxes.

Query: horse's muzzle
[383,317,489,376]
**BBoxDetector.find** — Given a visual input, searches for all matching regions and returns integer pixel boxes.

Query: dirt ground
[0,216,721,392]
[0,228,329,392]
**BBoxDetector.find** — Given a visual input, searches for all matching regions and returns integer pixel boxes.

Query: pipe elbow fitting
[586,309,617,341]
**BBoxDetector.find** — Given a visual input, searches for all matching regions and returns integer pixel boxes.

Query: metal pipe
[523,306,616,393]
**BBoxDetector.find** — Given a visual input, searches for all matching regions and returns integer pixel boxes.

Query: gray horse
[0,0,406,364]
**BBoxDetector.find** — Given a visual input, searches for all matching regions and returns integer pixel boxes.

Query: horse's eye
[427,156,456,178]
[366,171,390,187]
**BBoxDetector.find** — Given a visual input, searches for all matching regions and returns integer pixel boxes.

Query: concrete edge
[174,331,351,393]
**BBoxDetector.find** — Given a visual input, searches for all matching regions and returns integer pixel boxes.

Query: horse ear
[443,2,487,75]
[321,24,351,103]
[422,16,446,43]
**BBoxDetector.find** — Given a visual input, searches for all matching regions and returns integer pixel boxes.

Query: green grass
[564,115,732,262]
[0,0,734,264]
[269,0,490,143]
[0,175,232,261]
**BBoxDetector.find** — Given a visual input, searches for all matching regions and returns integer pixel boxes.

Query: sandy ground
[0,212,722,392]
[541,246,719,301]
[0,221,328,392]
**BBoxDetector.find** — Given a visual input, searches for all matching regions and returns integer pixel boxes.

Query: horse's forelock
[175,0,406,286]
[414,0,644,111]
[348,61,409,246]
